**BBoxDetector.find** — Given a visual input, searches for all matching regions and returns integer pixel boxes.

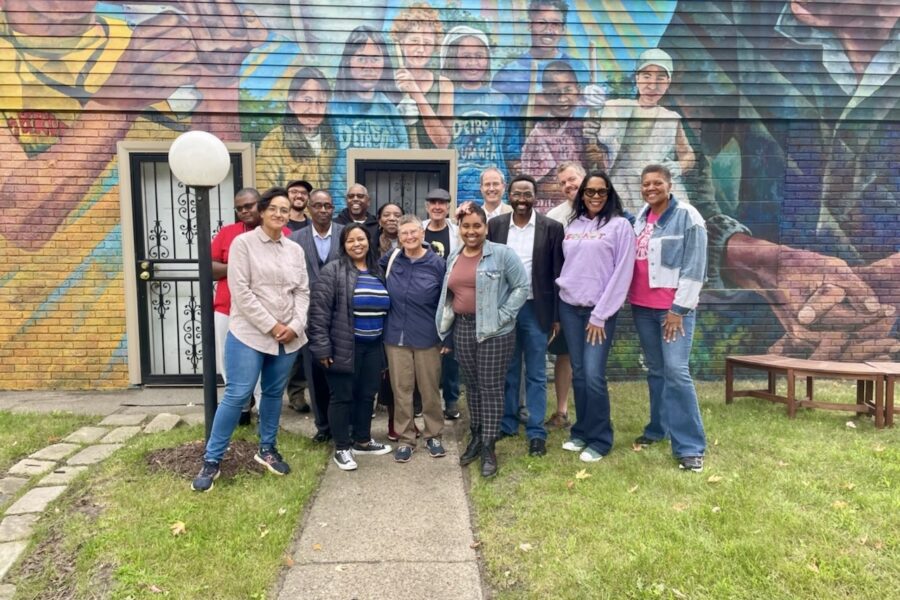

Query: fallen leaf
[777,460,789,468]
[628,484,639,494]
[672,502,688,512]
[312,543,322,551]
[565,480,574,490]
[518,543,533,552]
[470,541,482,549]
[335,565,346,572]
[707,475,723,484]
[845,421,857,429]
[575,469,591,480]
[672,588,687,599]
[318,522,328,527]
[277,507,288,516]
[807,562,819,574]
[874,540,884,550]
[260,529,270,539]
[282,555,295,567]
[857,535,868,545]
[169,521,186,536]
[841,482,856,491]
[873,444,885,453]
[832,500,848,510]
[711,506,722,513]
[713,438,719,446]
[631,443,644,452]
[147,584,164,594]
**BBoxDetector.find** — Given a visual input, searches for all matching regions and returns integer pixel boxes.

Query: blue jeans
[632,306,706,458]
[500,301,548,440]
[559,301,617,455]
[441,352,460,409]
[205,332,296,462]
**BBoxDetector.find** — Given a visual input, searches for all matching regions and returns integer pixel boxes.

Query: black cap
[425,188,451,202]
[286,179,313,193]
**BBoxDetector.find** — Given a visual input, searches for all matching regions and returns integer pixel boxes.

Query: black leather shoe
[497,429,516,441]
[480,443,498,478]
[311,431,332,443]
[528,438,547,457]
[459,436,483,466]
[238,410,253,426]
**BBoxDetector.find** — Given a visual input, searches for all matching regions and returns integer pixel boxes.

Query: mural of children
[389,2,453,149]
[330,25,409,205]
[583,48,696,215]
[519,61,586,211]
[441,25,521,201]
[256,67,336,190]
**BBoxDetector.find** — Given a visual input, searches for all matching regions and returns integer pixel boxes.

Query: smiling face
[398,221,423,254]
[636,65,671,108]
[261,196,291,236]
[400,29,437,69]
[459,212,487,250]
[308,191,335,229]
[287,186,309,212]
[556,166,584,202]
[426,199,449,223]
[529,6,565,55]
[508,180,536,219]
[345,184,370,219]
[289,79,327,130]
[581,176,609,218]
[379,204,402,235]
[480,169,504,206]
[543,70,579,118]
[343,227,370,262]
[455,36,489,86]
[350,40,385,91]
[641,170,672,213]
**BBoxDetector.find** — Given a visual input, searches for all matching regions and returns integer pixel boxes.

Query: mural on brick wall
[0,0,897,388]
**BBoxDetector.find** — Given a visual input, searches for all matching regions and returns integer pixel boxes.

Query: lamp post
[168,131,231,441]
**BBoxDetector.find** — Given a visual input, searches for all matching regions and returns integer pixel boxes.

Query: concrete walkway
[0,389,486,600]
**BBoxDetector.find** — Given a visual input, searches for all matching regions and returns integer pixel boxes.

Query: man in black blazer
[287,190,344,442]
[488,174,565,456]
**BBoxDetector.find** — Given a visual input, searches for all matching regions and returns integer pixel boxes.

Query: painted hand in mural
[726,235,897,360]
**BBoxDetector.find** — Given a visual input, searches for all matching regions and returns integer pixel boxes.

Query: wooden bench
[725,355,887,428]
[866,362,900,428]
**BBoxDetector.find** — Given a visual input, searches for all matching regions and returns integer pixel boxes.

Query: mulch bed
[145,439,266,479]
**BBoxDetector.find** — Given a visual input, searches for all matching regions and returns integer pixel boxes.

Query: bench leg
[725,360,734,404]
[806,376,813,403]
[787,369,796,418]
[887,377,895,428]
[875,377,884,429]
[768,371,776,394]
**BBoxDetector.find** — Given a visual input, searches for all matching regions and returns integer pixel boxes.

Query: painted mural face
[544,71,579,118]
[289,79,328,130]
[456,36,490,86]
[556,167,584,202]
[400,29,437,69]
[480,170,504,206]
[529,6,565,55]
[350,41,385,91]
[636,66,671,108]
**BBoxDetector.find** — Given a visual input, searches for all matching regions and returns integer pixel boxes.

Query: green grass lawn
[0,410,96,473]
[469,380,900,600]
[10,424,329,600]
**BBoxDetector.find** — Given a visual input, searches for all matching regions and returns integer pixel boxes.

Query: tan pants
[385,344,443,447]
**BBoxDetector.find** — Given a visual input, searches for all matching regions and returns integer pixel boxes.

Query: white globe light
[167,130,231,187]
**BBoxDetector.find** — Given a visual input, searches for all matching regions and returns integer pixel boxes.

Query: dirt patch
[146,439,266,479]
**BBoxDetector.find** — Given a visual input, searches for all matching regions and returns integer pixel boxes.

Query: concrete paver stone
[4,486,67,515]
[100,426,141,444]
[63,426,109,444]
[29,443,82,461]
[0,541,28,581]
[143,413,182,434]
[38,466,88,487]
[0,514,40,542]
[0,479,27,497]
[0,583,15,600]
[67,444,123,466]
[8,459,56,477]
[99,413,148,426]
[182,413,205,427]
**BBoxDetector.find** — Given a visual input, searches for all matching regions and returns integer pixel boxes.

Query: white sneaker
[333,449,357,471]
[562,438,587,452]
[579,448,604,463]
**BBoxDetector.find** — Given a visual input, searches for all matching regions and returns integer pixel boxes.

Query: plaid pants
[454,315,516,444]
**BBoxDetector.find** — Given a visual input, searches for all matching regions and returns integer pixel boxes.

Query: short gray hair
[398,214,423,229]
[479,166,506,186]
[555,161,585,178]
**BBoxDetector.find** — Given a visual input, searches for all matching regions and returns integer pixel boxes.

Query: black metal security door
[131,152,242,385]
[355,160,450,217]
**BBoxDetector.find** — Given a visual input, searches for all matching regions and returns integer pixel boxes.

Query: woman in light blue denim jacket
[436,202,528,478]
[628,163,708,473]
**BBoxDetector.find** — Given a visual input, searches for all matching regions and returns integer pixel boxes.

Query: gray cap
[636,48,673,78]
[425,188,451,202]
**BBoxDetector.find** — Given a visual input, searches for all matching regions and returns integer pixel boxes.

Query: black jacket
[308,257,385,373]
[334,209,379,245]
[487,212,565,331]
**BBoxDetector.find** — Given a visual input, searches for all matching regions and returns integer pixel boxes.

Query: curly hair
[455,200,487,224]
[390,3,444,42]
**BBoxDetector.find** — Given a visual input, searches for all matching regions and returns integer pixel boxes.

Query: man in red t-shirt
[212,188,262,422]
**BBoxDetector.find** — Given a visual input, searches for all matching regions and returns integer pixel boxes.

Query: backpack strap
[385,248,401,279]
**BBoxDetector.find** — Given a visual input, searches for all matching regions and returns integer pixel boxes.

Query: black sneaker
[394,446,414,463]
[352,439,392,456]
[333,449,357,471]
[312,431,332,444]
[678,456,704,472]
[191,460,220,492]
[634,435,656,448]
[238,410,253,426]
[528,438,547,457]
[255,447,291,475]
[443,407,461,420]
[426,438,446,458]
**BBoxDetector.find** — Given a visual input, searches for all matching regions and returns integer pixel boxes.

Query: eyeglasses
[310,203,334,210]
[532,19,564,33]
[266,205,291,215]
[583,188,609,198]
[346,193,367,200]
[235,202,257,213]
[509,192,535,200]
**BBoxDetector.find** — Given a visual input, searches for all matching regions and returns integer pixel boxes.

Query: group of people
[192,155,709,492]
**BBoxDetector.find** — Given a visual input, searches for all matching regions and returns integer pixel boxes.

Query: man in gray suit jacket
[287,190,344,442]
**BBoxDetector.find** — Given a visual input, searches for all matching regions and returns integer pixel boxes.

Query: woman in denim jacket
[628,164,708,473]
[436,202,528,478]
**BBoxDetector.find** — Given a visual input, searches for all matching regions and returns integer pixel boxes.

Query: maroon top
[448,252,480,315]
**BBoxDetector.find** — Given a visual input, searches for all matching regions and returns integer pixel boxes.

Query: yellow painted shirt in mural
[0,13,131,153]
[256,123,337,190]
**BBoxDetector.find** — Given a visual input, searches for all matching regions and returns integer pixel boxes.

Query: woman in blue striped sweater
[308,223,393,471]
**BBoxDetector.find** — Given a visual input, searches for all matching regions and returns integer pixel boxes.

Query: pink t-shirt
[628,211,676,310]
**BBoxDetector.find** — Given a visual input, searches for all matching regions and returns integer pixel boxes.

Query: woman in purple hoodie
[556,171,636,462]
